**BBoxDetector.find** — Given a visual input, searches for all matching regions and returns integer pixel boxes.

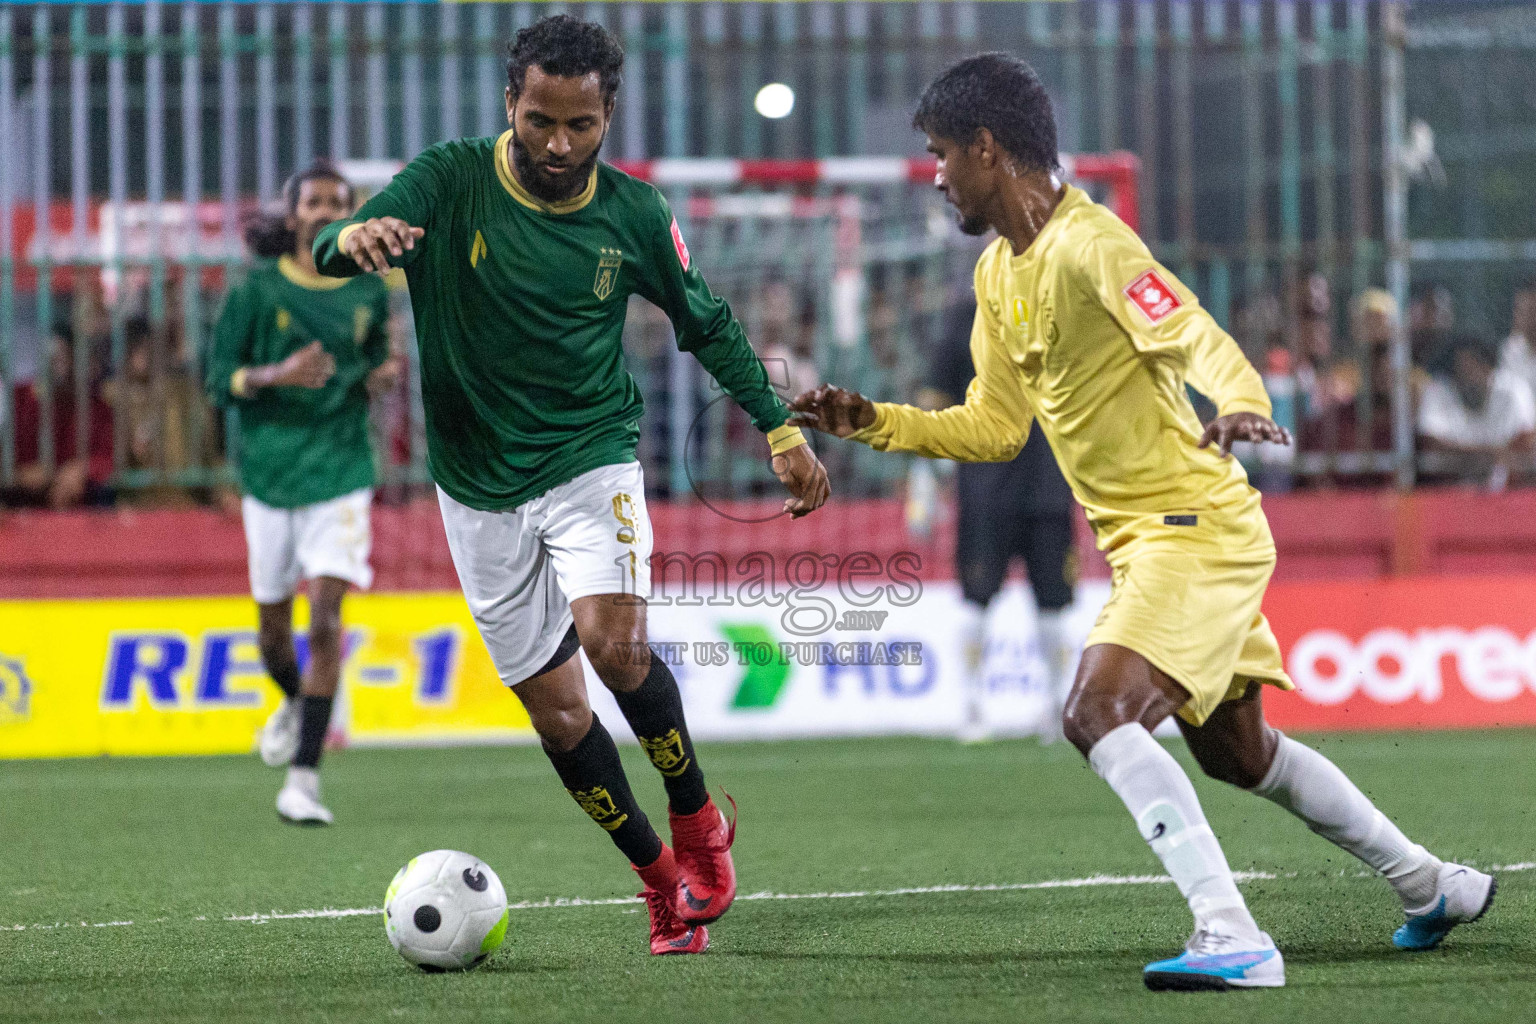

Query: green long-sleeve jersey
[207,255,390,509]
[313,131,790,512]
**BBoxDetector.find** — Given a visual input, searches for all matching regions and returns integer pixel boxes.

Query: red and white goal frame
[609,151,1141,233]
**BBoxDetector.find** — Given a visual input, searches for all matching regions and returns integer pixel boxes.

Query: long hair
[241,163,353,259]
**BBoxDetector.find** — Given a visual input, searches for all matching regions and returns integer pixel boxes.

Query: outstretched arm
[637,192,829,517]
[314,146,448,277]
[791,302,1033,463]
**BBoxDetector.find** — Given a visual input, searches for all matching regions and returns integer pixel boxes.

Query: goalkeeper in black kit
[313,15,829,955]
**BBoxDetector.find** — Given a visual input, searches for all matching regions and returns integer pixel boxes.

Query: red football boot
[634,845,709,955]
[669,793,737,925]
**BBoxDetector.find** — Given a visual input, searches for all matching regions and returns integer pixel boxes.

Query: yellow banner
[0,593,533,759]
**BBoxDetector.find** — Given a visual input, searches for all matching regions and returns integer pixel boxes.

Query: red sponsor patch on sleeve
[1123,269,1183,324]
[670,217,691,272]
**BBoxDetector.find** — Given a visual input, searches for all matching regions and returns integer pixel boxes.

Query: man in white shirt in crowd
[1418,334,1536,490]
[1497,281,1536,397]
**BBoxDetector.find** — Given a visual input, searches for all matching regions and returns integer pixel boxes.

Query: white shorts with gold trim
[436,461,652,687]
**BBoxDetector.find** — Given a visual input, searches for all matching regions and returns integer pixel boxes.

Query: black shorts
[956,491,1076,611]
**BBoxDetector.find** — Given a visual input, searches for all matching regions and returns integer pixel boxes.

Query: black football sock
[291,695,335,769]
[259,644,302,699]
[544,716,663,867]
[611,650,709,816]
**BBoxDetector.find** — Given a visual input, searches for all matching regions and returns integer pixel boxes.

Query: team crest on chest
[353,306,371,346]
[276,307,292,332]
[1012,297,1029,330]
[594,247,623,301]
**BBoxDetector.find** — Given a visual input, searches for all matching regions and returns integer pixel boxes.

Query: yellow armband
[336,223,364,257]
[230,367,251,398]
[767,423,808,455]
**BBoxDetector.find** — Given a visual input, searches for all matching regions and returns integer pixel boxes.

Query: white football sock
[1036,607,1074,705]
[958,600,987,729]
[1251,732,1441,910]
[1090,723,1262,939]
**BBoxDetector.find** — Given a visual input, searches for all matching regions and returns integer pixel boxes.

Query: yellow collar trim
[278,255,349,291]
[494,129,597,215]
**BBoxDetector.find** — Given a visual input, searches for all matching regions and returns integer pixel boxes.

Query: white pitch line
[4,862,1530,935]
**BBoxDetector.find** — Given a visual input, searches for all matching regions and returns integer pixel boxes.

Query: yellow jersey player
[790,53,1495,991]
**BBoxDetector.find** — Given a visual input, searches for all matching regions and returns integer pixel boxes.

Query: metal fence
[1,0,1533,508]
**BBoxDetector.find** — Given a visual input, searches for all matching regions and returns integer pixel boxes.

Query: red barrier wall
[4,487,1536,599]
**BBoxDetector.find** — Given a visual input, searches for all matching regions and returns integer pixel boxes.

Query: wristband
[230,368,251,398]
[336,223,363,258]
[767,423,808,455]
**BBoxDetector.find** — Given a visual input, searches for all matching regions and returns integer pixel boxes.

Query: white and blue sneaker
[1144,926,1285,991]
[1393,863,1496,951]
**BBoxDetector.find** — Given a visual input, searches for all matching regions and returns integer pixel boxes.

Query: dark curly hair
[242,163,352,259]
[505,14,625,107]
[913,53,1059,174]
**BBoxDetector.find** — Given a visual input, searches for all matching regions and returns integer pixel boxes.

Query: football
[383,850,509,972]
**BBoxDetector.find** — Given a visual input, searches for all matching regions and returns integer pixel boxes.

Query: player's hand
[786,385,877,438]
[366,355,404,397]
[344,217,425,275]
[1198,412,1292,458]
[272,341,336,389]
[772,442,830,519]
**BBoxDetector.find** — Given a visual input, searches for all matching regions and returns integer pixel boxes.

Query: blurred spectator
[5,325,115,508]
[1417,334,1535,491]
[1409,281,1455,376]
[1291,274,1359,457]
[758,301,820,402]
[102,317,200,508]
[1497,279,1536,402]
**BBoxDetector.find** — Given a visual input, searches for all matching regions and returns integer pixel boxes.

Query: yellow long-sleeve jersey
[850,185,1273,560]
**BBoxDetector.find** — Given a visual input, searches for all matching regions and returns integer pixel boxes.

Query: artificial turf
[2,731,1532,1023]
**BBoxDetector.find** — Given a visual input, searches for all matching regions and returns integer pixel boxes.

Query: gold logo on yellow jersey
[594,247,623,301]
[470,230,489,269]
[1012,297,1029,329]
[276,308,292,332]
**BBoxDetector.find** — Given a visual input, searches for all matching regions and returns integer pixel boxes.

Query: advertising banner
[6,574,1536,758]
[0,594,533,758]
[0,584,1096,759]
[1261,576,1536,731]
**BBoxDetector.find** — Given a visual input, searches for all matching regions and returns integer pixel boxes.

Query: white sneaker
[1394,862,1496,950]
[276,768,333,826]
[1144,926,1285,991]
[258,698,300,768]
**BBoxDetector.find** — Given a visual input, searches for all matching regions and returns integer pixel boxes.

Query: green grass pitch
[3,731,1533,1023]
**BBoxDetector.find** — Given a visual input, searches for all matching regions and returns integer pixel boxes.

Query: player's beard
[956,211,991,236]
[511,129,606,203]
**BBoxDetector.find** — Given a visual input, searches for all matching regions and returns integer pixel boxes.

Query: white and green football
[384,850,509,972]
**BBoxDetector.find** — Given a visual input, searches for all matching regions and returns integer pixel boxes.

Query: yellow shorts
[1086,513,1294,727]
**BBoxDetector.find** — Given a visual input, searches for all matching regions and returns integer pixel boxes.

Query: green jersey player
[314,15,829,956]
[208,165,401,826]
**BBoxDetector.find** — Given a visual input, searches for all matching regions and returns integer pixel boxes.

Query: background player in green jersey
[314,16,829,955]
[209,165,401,826]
